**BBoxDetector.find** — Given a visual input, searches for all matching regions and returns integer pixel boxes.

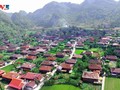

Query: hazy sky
[0,0,84,13]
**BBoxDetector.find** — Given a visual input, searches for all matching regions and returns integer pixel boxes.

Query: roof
[44,53,53,57]
[41,60,55,66]
[39,66,53,72]
[21,45,30,50]
[21,62,35,69]
[60,63,73,70]
[25,81,36,88]
[111,68,120,74]
[2,72,19,80]
[88,64,102,70]
[83,51,92,55]
[28,51,39,56]
[10,54,22,58]
[82,71,99,80]
[0,70,5,76]
[105,55,117,61]
[65,59,77,64]
[89,60,102,65]
[47,57,56,61]
[9,78,24,90]
[26,55,36,60]
[21,72,43,80]
[72,54,83,59]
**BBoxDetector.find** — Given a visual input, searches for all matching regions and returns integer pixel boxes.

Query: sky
[0,0,85,13]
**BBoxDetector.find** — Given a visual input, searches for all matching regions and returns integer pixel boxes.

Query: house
[82,71,100,83]
[57,63,73,73]
[47,56,56,61]
[7,48,17,52]
[41,60,57,66]
[88,64,102,71]
[43,53,53,57]
[105,55,118,61]
[63,49,72,54]
[8,78,24,90]
[56,53,65,58]
[28,51,39,56]
[65,59,77,64]
[0,46,8,51]
[21,44,31,50]
[72,54,83,59]
[10,54,23,60]
[39,66,53,73]
[0,70,5,77]
[21,62,36,71]
[51,43,58,47]
[21,50,29,56]
[89,60,102,65]
[21,72,44,82]
[110,68,120,76]
[26,55,37,60]
[76,42,84,49]
[83,51,92,56]
[65,43,73,48]
[112,43,120,47]
[7,45,20,52]
[0,61,5,67]
[24,81,37,90]
[29,47,38,51]
[2,72,19,81]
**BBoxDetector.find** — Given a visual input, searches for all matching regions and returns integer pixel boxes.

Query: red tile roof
[25,81,36,88]
[9,78,24,90]
[65,59,77,64]
[82,71,99,80]
[47,57,56,61]
[88,64,102,71]
[60,63,73,70]
[2,72,19,80]
[39,66,53,72]
[21,62,35,69]
[41,60,55,66]
[0,70,5,76]
[111,68,120,74]
[105,55,117,61]
[21,72,43,81]
[26,55,36,60]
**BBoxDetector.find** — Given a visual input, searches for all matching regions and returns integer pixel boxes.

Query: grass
[75,49,85,54]
[41,84,80,90]
[1,64,15,72]
[104,77,120,90]
[90,48,104,56]
[82,83,101,90]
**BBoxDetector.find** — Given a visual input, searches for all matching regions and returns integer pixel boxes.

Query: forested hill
[0,11,23,43]
[27,0,120,28]
[1,0,120,31]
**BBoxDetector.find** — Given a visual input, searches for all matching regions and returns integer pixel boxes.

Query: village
[0,27,120,90]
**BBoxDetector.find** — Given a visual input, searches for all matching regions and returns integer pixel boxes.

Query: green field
[41,85,80,90]
[1,64,14,72]
[75,49,85,54]
[90,48,104,56]
[81,83,101,90]
[104,77,120,90]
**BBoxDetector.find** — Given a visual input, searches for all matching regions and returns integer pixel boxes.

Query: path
[0,61,14,69]
[38,41,77,90]
[102,75,106,90]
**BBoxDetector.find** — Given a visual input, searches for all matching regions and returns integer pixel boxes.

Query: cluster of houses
[0,29,120,90]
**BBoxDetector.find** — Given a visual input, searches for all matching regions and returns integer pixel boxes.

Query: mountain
[0,11,22,44]
[11,11,34,28]
[27,0,120,28]
[1,0,120,30]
